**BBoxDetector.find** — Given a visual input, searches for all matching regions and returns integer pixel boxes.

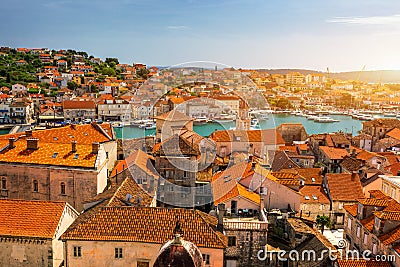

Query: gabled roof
[0,123,113,144]
[344,204,358,217]
[299,186,330,204]
[84,177,153,207]
[319,146,349,160]
[61,207,227,249]
[325,173,364,201]
[210,129,285,145]
[111,149,157,178]
[211,161,260,205]
[271,150,299,172]
[0,199,75,239]
[386,127,400,140]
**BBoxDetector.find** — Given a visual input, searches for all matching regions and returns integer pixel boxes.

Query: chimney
[71,140,77,153]
[27,138,39,150]
[351,171,358,181]
[25,130,32,137]
[92,142,100,154]
[8,138,15,149]
[260,197,265,213]
[217,203,225,232]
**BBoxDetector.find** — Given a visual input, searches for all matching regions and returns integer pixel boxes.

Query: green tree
[105,58,119,66]
[137,68,150,79]
[315,215,331,234]
[101,67,116,76]
[67,81,78,90]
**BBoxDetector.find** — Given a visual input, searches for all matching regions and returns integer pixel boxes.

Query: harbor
[113,112,373,139]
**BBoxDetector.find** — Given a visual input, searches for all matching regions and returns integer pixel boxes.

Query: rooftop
[0,199,75,239]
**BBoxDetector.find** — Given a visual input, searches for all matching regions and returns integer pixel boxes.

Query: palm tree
[315,215,331,234]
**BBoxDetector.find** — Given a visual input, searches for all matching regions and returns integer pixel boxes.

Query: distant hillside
[262,69,400,83]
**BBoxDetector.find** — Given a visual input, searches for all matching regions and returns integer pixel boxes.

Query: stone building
[344,190,400,266]
[223,209,269,267]
[62,100,97,122]
[324,173,364,228]
[0,199,78,267]
[152,128,215,208]
[0,124,116,211]
[154,110,193,143]
[61,207,226,267]
[276,123,308,144]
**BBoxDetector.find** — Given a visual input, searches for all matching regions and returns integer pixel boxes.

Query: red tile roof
[111,149,157,178]
[320,146,350,160]
[360,215,375,232]
[0,199,72,239]
[63,100,96,109]
[210,129,285,145]
[211,161,260,205]
[0,124,113,145]
[386,127,400,140]
[344,204,358,217]
[61,207,227,249]
[325,173,364,201]
[378,225,400,245]
[299,186,330,204]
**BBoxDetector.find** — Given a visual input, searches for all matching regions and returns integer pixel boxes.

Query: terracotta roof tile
[211,161,260,205]
[344,204,358,217]
[360,215,375,232]
[326,173,364,201]
[210,129,285,145]
[0,138,97,168]
[386,127,400,140]
[111,149,157,178]
[63,100,96,109]
[0,123,113,145]
[0,199,71,239]
[61,207,227,249]
[378,226,400,245]
[320,146,350,160]
[299,186,330,204]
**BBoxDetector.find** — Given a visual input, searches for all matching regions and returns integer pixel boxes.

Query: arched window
[60,182,66,195]
[33,180,38,192]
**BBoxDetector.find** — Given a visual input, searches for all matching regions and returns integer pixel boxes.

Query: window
[339,202,344,209]
[114,248,123,259]
[226,260,237,267]
[33,180,38,192]
[203,254,210,265]
[228,236,237,247]
[356,226,361,237]
[363,233,368,245]
[137,261,150,267]
[73,246,81,257]
[347,218,352,230]
[373,243,377,254]
[60,182,66,195]
[1,178,6,190]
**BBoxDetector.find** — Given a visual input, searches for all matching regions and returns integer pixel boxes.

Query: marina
[113,113,378,139]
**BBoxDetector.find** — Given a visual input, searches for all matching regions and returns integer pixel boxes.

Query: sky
[1,0,400,71]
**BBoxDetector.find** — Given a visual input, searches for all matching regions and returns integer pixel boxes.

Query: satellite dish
[125,194,133,202]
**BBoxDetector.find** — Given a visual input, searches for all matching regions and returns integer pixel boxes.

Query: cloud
[327,14,400,25]
[166,25,189,30]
